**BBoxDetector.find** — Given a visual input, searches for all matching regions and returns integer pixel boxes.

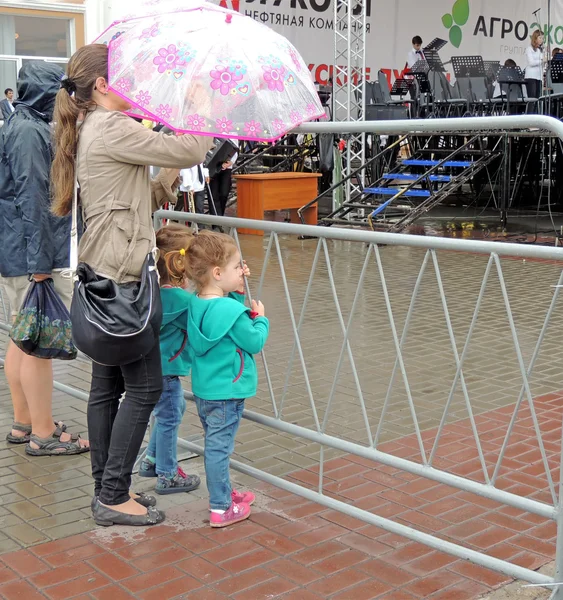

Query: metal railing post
[552,412,563,599]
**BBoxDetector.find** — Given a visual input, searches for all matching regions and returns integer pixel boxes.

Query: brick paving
[0,235,562,598]
[0,394,558,599]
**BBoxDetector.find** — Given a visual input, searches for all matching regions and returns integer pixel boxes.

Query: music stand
[390,78,413,99]
[497,66,526,111]
[424,37,448,53]
[483,60,501,80]
[410,59,429,75]
[550,59,563,83]
[548,60,563,108]
[424,49,446,73]
[451,56,486,79]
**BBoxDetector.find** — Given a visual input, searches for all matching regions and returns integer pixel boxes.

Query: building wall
[0,0,86,91]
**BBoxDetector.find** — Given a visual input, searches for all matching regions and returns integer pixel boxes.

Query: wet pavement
[0,230,562,599]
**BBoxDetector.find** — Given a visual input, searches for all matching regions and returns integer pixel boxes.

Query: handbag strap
[69,174,79,275]
[60,172,79,281]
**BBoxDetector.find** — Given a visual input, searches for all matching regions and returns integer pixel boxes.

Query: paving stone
[5,501,50,522]
[3,524,48,546]
[0,580,48,600]
[30,510,91,531]
[7,480,50,499]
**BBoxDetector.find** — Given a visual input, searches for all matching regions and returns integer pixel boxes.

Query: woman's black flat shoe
[132,492,157,507]
[90,492,157,513]
[92,499,165,527]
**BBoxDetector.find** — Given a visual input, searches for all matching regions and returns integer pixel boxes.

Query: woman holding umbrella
[51,43,212,527]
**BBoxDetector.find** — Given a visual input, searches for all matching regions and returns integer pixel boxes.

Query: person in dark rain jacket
[0,61,89,456]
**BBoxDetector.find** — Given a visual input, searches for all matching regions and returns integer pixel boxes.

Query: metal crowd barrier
[1,114,563,595]
[158,211,562,593]
[0,208,561,592]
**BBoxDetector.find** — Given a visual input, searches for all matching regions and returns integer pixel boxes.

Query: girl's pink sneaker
[232,489,255,505]
[210,502,251,528]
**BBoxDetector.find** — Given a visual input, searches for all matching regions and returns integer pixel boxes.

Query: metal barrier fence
[1,114,563,596]
[149,211,563,595]
[0,207,561,593]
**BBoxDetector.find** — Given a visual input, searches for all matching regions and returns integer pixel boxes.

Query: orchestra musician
[407,36,425,69]
[525,30,545,99]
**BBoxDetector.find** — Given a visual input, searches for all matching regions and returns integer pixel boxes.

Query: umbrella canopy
[104,3,324,141]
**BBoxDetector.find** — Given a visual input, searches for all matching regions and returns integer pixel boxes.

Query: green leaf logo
[449,25,463,47]
[442,13,453,28]
[452,0,470,26]
[442,0,469,48]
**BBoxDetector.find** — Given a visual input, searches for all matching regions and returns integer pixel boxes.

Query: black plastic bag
[10,279,77,360]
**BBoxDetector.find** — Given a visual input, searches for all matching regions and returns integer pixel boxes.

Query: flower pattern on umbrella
[228,59,247,77]
[177,43,197,64]
[305,102,318,116]
[289,110,302,124]
[135,90,152,107]
[140,23,159,39]
[185,113,206,131]
[153,44,184,74]
[155,103,173,119]
[288,45,302,72]
[210,64,244,96]
[244,120,262,137]
[114,77,132,94]
[216,116,233,133]
[272,119,285,133]
[262,65,285,92]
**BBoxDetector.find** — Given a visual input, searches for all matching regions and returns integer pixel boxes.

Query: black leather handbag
[70,253,162,366]
[67,177,162,366]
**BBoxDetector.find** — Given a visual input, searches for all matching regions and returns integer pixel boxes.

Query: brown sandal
[6,422,32,444]
[25,425,89,456]
[6,421,67,445]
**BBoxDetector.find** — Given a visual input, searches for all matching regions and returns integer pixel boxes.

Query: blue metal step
[383,173,452,183]
[363,187,431,198]
[402,159,472,168]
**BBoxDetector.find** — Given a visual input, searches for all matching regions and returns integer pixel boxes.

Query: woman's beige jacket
[77,106,212,283]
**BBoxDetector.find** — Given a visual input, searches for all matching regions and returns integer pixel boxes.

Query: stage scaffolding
[333,0,366,205]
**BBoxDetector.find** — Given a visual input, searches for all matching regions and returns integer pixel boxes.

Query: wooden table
[234,172,321,236]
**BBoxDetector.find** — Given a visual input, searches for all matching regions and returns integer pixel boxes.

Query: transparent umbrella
[100,1,324,141]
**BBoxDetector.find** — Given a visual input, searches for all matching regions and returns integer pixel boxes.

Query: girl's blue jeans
[146,376,186,478]
[195,397,245,510]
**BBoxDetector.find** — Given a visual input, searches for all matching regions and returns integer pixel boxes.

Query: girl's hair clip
[179,248,186,256]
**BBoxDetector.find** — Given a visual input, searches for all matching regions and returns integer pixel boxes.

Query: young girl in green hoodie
[186,230,269,528]
[138,226,202,495]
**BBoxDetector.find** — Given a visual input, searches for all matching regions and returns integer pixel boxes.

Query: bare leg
[6,342,88,448]
[20,353,56,439]
[5,341,31,437]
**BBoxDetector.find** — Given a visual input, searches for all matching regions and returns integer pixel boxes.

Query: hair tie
[60,75,76,95]
[179,248,186,256]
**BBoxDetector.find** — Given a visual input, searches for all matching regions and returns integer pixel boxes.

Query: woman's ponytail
[51,44,109,217]
[51,88,80,216]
